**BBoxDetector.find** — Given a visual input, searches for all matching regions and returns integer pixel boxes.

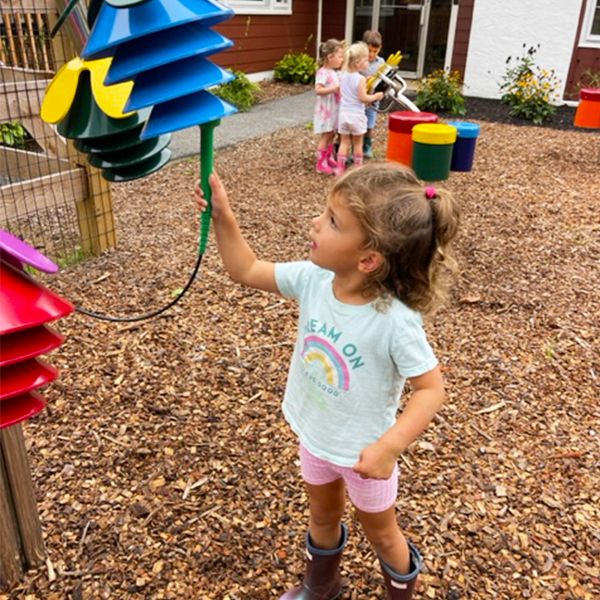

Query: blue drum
[446,121,480,172]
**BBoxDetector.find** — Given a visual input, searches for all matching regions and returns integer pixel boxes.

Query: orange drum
[386,111,438,165]
[574,88,600,129]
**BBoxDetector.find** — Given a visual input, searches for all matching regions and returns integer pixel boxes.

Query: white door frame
[444,0,459,72]
[344,0,354,43]
[415,1,432,78]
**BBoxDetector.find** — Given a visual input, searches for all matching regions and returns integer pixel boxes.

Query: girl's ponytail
[430,187,459,270]
[432,189,459,246]
[426,188,460,312]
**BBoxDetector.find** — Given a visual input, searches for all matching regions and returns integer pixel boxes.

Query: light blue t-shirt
[275,261,438,467]
[363,55,385,78]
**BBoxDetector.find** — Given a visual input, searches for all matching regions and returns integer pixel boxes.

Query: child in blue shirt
[362,30,386,158]
[194,162,460,599]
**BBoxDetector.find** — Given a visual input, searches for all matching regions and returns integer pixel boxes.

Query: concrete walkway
[170,90,314,159]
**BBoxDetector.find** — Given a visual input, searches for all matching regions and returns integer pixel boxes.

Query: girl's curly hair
[331,162,460,315]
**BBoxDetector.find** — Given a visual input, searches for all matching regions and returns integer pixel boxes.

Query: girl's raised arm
[357,76,384,105]
[194,173,279,294]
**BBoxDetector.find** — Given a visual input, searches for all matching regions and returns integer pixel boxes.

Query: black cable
[74,250,204,322]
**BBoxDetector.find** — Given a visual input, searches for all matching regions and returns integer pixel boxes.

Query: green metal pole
[198,119,220,254]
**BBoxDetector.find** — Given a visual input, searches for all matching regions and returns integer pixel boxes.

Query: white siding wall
[463,0,582,100]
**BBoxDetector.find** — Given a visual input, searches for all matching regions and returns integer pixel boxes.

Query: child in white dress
[337,42,384,174]
[313,39,345,174]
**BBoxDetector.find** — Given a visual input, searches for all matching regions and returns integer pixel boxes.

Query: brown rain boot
[279,524,348,600]
[379,541,423,599]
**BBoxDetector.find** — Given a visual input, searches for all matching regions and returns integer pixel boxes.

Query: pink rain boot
[316,149,334,175]
[353,154,364,168]
[335,154,347,176]
[326,144,338,168]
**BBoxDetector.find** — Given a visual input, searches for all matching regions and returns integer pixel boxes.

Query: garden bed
[8,104,599,599]
[436,96,578,131]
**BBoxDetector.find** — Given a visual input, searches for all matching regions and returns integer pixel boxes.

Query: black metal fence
[1,0,115,263]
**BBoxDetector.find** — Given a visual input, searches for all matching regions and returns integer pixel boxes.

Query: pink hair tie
[425,185,437,199]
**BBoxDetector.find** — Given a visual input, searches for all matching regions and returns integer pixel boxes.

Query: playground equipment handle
[73,119,220,321]
[199,119,220,253]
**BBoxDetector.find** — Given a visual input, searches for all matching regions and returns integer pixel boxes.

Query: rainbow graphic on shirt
[301,335,350,391]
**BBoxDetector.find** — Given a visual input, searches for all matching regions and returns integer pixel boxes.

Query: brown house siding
[322,1,348,42]
[566,1,600,99]
[566,48,600,97]
[451,0,475,76]
[214,0,319,74]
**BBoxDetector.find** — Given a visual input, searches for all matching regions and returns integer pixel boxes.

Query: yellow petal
[41,57,85,123]
[87,57,135,119]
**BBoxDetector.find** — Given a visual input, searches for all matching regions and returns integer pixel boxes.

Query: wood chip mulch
[4,112,599,600]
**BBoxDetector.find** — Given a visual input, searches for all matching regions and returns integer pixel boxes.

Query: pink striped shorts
[299,443,398,513]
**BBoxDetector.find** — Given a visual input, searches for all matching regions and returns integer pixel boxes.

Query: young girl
[194,162,460,599]
[313,39,345,174]
[337,42,384,174]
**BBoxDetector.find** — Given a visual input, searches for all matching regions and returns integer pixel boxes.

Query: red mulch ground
[2,86,599,600]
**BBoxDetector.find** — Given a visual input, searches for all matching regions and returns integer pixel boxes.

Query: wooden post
[0,453,24,589]
[0,424,45,590]
[75,166,117,255]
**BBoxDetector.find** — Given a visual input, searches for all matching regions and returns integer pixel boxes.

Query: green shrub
[0,121,27,148]
[499,44,561,124]
[274,52,317,84]
[415,69,466,115]
[214,70,260,112]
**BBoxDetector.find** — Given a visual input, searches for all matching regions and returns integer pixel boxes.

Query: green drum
[411,123,457,181]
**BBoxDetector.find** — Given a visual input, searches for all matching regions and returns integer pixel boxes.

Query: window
[223,0,292,15]
[579,0,600,47]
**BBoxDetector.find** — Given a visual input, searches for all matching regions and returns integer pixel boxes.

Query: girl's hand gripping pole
[199,119,220,254]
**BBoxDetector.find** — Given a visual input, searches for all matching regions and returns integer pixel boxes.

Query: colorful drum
[386,111,438,166]
[446,121,480,172]
[574,88,600,129]
[411,123,457,181]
